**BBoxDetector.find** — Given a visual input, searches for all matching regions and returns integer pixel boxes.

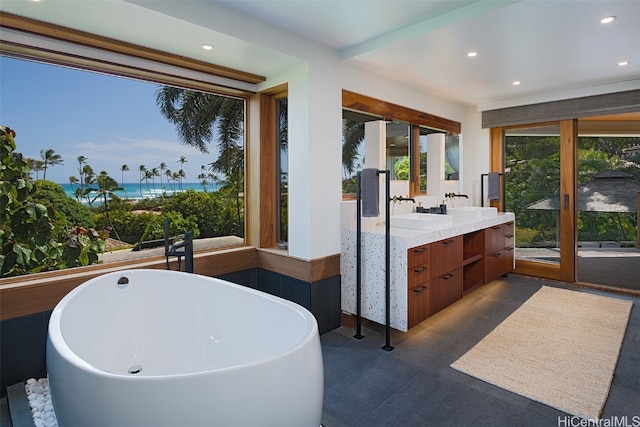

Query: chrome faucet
[445,193,468,199]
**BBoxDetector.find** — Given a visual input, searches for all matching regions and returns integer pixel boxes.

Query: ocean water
[59,182,219,202]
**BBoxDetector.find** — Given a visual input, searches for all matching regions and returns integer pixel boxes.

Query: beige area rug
[451,286,632,420]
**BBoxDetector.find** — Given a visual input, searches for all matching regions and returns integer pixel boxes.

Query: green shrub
[93,210,157,244]
[140,211,200,242]
[162,190,221,237]
[515,227,538,247]
[32,179,95,229]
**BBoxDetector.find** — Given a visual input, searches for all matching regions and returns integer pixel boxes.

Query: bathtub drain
[128,365,143,375]
[117,276,129,288]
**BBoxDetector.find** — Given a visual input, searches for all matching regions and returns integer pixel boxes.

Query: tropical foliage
[505,135,639,247]
[1,127,106,277]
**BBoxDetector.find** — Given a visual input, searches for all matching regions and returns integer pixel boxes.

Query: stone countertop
[348,212,515,249]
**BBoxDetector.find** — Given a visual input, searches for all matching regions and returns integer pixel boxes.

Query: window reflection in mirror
[445,135,460,180]
[341,108,458,197]
[341,109,380,194]
[386,121,410,180]
[418,127,429,193]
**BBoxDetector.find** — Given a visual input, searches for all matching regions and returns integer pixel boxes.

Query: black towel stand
[355,169,394,351]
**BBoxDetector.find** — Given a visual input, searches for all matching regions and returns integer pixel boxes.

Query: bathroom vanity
[341,213,515,332]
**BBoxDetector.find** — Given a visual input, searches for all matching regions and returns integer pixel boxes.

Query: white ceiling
[2,0,639,110]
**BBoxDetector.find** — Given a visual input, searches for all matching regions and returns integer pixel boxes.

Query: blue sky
[0,56,224,184]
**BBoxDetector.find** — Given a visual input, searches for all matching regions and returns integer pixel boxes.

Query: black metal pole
[380,170,394,351]
[354,171,364,339]
[184,231,193,273]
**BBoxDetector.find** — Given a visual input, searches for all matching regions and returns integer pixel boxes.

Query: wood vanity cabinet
[429,267,463,315]
[429,236,463,316]
[407,244,431,328]
[407,237,464,326]
[484,222,515,283]
[405,223,513,329]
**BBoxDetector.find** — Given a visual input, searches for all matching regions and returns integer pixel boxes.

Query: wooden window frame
[256,84,288,249]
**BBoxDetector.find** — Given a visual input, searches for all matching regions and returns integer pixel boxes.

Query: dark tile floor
[320,275,640,426]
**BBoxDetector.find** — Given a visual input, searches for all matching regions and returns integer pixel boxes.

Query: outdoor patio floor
[320,274,640,426]
[517,247,640,291]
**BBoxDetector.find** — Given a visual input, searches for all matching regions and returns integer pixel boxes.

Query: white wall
[462,108,491,207]
[212,4,482,260]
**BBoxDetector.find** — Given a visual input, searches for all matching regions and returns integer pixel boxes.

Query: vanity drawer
[429,236,463,279]
[408,263,430,288]
[504,222,515,248]
[430,268,463,315]
[408,282,431,328]
[408,244,430,268]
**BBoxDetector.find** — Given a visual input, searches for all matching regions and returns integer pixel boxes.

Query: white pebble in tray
[25,378,59,427]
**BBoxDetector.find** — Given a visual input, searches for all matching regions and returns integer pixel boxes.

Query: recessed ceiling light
[600,16,616,24]
[512,81,521,86]
[618,61,629,66]
[467,51,478,58]
[202,44,214,51]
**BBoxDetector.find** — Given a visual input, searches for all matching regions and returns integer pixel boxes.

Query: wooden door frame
[490,120,577,282]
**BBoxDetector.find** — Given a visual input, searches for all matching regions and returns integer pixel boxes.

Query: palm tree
[40,148,63,180]
[27,159,45,180]
[120,164,130,199]
[138,165,146,198]
[150,167,160,192]
[77,155,88,191]
[207,172,218,191]
[144,169,153,195]
[156,88,244,173]
[172,171,181,191]
[197,173,207,191]
[178,169,186,191]
[69,176,80,201]
[177,156,188,190]
[88,171,123,240]
[82,165,96,207]
[342,119,365,179]
[165,169,175,192]
[159,162,167,192]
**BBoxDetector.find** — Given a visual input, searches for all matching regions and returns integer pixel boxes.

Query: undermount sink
[390,213,453,230]
[447,206,498,219]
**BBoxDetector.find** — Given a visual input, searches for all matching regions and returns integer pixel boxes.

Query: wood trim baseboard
[256,249,341,283]
[513,259,561,281]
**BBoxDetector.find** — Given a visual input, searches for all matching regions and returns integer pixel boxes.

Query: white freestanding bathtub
[47,269,324,427]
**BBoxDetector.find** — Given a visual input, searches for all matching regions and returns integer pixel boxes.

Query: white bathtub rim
[47,269,320,379]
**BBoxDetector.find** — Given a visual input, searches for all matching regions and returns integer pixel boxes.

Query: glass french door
[495,120,577,282]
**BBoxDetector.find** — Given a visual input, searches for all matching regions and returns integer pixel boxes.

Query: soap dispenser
[440,200,447,214]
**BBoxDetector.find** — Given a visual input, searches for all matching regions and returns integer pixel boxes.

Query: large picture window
[0,55,246,277]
